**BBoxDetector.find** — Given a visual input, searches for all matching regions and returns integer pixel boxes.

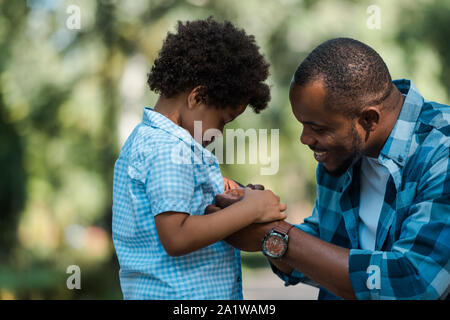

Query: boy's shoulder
[125,122,187,162]
[137,122,181,147]
[120,123,190,183]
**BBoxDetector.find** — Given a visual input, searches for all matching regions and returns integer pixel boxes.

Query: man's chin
[323,157,358,177]
[323,165,350,177]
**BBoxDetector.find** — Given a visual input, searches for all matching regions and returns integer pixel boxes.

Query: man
[221,38,450,300]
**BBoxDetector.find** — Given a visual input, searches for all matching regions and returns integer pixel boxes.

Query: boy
[112,18,286,300]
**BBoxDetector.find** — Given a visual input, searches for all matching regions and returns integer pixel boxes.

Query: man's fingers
[205,204,221,215]
[279,202,287,212]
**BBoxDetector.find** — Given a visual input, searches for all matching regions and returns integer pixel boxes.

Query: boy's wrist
[231,197,261,223]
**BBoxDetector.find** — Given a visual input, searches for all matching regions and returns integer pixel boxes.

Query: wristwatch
[262,221,294,259]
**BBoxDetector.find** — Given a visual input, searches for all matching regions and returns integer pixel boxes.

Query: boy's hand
[223,176,265,191]
[223,177,242,191]
[241,188,287,223]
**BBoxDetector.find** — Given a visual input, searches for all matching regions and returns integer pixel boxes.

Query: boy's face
[183,103,247,147]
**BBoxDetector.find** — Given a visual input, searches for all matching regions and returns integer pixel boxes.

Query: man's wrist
[261,220,294,259]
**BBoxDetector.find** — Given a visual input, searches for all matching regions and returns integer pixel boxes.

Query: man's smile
[313,150,328,162]
[310,147,329,162]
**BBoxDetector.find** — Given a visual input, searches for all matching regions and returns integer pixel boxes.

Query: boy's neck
[154,95,185,127]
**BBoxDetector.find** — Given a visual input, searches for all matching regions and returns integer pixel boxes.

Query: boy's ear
[187,86,207,110]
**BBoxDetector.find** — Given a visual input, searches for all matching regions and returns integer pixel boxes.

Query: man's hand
[224,221,277,251]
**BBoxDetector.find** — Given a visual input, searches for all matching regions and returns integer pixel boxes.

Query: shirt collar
[340,79,423,191]
[141,106,217,162]
[142,107,192,142]
[378,79,423,167]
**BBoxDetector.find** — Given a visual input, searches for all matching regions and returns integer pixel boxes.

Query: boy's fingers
[279,202,287,212]
[223,177,241,191]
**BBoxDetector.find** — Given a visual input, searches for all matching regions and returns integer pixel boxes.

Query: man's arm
[236,146,449,300]
[222,219,355,298]
[273,222,356,299]
[268,258,293,275]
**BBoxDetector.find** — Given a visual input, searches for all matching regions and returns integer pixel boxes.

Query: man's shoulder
[409,100,450,166]
[419,100,450,136]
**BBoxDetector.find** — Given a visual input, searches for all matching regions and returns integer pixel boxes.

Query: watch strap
[273,221,294,236]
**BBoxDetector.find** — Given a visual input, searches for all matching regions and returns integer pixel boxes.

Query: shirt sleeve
[270,201,321,287]
[144,141,195,216]
[348,148,450,299]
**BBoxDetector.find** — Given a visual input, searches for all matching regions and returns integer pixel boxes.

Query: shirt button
[237,276,242,282]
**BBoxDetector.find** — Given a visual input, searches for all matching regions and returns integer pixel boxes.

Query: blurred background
[0,0,449,299]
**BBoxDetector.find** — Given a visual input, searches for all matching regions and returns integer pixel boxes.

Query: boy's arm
[155,189,287,256]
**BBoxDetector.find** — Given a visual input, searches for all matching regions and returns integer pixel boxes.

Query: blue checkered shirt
[112,107,242,300]
[272,79,450,300]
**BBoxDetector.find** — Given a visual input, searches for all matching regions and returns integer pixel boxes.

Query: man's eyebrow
[302,121,326,127]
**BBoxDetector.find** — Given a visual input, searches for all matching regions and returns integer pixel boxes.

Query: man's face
[290,81,364,177]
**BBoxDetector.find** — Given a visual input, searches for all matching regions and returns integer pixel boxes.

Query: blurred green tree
[0,0,448,299]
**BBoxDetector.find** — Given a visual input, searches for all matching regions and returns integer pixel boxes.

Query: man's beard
[324,124,363,177]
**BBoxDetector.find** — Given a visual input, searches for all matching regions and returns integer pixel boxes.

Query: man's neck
[365,86,405,158]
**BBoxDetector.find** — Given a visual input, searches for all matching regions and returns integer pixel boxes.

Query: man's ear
[359,106,380,132]
[187,86,207,110]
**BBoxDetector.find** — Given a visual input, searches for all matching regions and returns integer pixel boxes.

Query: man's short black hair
[147,17,270,113]
[293,38,393,117]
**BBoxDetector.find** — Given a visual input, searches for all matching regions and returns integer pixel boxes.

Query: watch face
[263,234,287,257]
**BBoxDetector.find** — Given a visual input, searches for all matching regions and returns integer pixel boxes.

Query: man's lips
[311,148,328,162]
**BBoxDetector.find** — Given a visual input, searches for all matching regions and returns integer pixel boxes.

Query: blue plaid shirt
[112,107,242,300]
[272,79,450,300]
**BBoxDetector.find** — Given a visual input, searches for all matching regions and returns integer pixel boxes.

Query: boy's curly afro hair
[147,17,271,113]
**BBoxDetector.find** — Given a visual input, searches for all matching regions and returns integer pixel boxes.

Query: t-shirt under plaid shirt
[271,79,450,300]
[112,107,242,299]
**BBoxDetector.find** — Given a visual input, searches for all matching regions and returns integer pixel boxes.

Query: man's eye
[311,126,325,133]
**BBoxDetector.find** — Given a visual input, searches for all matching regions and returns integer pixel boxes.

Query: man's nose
[300,129,316,147]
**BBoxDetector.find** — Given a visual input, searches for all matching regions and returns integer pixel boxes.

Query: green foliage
[0,0,448,299]
[396,0,450,97]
